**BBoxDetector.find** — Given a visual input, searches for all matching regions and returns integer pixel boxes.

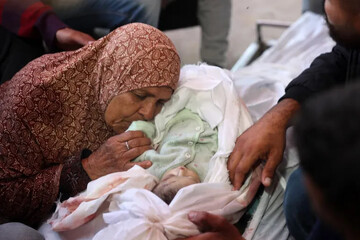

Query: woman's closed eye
[132,90,147,100]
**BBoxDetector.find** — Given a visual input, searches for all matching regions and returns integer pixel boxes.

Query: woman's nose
[139,101,156,120]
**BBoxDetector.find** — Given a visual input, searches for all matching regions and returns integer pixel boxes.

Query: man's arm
[229,44,350,189]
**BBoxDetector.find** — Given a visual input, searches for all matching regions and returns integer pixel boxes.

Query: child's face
[161,166,200,187]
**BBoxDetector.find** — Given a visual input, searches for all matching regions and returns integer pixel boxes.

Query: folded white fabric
[44,64,260,240]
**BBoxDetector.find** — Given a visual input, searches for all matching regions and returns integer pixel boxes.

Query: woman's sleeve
[59,149,92,201]
[0,0,66,50]
[0,116,90,227]
[0,155,63,227]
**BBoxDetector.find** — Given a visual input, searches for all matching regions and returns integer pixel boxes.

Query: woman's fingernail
[264,177,272,186]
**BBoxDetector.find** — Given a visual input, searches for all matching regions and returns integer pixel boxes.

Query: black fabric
[307,220,344,240]
[158,0,198,31]
[281,44,360,104]
[0,26,44,85]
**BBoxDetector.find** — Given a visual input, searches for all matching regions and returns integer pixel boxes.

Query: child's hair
[152,181,185,205]
[152,166,200,204]
[294,82,360,235]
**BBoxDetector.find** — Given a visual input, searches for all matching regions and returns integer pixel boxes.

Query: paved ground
[165,0,302,69]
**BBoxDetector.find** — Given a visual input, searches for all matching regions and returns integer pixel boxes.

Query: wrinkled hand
[176,211,244,240]
[228,99,300,189]
[55,27,95,51]
[82,131,152,180]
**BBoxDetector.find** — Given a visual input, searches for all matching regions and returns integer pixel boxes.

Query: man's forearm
[263,98,301,129]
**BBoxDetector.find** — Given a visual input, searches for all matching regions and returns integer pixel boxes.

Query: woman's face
[105,86,173,133]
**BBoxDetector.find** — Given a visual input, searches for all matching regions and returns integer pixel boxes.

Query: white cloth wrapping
[155,64,253,183]
[42,64,260,240]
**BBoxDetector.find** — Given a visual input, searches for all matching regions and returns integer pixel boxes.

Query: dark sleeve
[280,44,349,104]
[308,220,344,240]
[59,149,92,201]
[0,0,66,50]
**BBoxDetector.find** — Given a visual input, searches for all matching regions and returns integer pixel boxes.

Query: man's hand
[176,211,244,240]
[55,27,95,51]
[228,98,300,189]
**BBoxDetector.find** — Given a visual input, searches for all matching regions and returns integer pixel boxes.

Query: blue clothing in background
[45,0,161,37]
[284,168,317,240]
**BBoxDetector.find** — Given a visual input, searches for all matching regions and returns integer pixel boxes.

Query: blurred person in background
[302,0,324,14]
[45,0,231,68]
[0,0,95,84]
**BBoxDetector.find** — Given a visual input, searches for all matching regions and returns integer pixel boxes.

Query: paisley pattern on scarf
[0,23,180,226]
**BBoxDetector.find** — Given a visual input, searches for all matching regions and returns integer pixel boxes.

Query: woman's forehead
[135,86,173,98]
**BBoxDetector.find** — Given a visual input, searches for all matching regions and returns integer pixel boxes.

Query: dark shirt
[308,220,344,240]
[281,44,360,103]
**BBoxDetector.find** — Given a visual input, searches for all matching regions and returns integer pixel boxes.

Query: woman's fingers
[127,137,152,149]
[113,130,147,142]
[123,145,152,159]
[125,160,152,170]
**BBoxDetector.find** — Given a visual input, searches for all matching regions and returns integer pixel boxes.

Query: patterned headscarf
[1,22,180,159]
[0,23,180,225]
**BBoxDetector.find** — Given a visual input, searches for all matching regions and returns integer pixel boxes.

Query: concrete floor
[165,0,302,69]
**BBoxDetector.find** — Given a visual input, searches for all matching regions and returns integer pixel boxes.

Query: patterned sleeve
[0,108,64,227]
[0,0,66,50]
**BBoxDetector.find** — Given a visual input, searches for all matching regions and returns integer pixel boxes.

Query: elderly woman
[0,22,180,233]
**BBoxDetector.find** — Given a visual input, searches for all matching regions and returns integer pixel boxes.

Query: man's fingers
[188,211,230,232]
[232,153,254,190]
[174,232,215,240]
[261,151,282,187]
[227,151,240,184]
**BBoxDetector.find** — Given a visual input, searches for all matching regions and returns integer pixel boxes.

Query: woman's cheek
[155,104,164,116]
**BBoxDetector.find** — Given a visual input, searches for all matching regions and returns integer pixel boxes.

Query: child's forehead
[164,166,198,176]
[163,175,200,186]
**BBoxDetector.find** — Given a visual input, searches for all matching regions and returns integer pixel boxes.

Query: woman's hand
[82,131,153,180]
[176,211,244,240]
[228,99,300,189]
